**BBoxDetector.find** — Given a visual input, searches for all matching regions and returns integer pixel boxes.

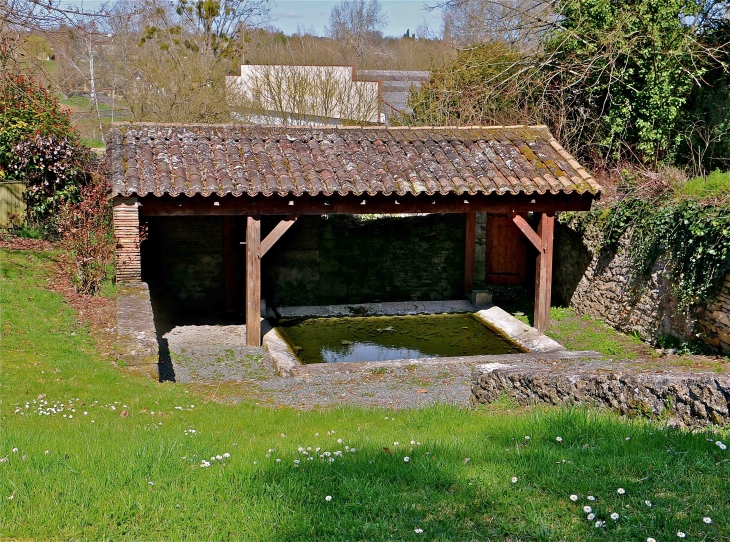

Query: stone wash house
[107,123,602,371]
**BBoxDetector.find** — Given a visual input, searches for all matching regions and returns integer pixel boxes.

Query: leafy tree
[0,71,91,229]
[543,0,722,166]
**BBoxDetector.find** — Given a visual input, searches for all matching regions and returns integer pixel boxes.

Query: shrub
[58,173,114,296]
[0,71,92,232]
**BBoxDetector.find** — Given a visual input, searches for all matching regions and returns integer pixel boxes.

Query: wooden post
[464,213,476,295]
[223,217,236,315]
[534,213,554,331]
[245,216,261,346]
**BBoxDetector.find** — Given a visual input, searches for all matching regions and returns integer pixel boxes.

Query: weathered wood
[464,213,476,295]
[245,216,261,346]
[512,214,542,252]
[138,193,595,217]
[486,213,529,285]
[259,217,297,258]
[223,216,236,315]
[534,213,555,331]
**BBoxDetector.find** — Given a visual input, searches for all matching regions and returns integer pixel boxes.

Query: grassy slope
[1,248,729,541]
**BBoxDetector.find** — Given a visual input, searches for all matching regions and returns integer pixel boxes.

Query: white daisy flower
[610,512,619,520]
[556,436,563,442]
[511,477,518,483]
[587,495,596,501]
[647,538,657,542]
[587,513,595,520]
[583,506,592,513]
[617,488,625,495]
[703,517,712,524]
[677,531,686,538]
[645,500,653,507]
[404,456,410,463]
[414,528,424,534]
[325,495,332,501]
[569,494,578,501]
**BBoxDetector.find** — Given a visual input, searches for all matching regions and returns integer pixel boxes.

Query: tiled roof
[107,123,602,198]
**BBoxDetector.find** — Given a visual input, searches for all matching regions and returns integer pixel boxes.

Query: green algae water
[277,314,524,364]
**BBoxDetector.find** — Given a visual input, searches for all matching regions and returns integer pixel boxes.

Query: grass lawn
[1,247,729,541]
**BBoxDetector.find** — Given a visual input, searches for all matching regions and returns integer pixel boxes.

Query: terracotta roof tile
[107,124,602,198]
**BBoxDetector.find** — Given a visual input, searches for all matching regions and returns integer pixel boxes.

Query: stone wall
[554,219,730,354]
[472,361,730,427]
[142,214,467,311]
[263,214,466,306]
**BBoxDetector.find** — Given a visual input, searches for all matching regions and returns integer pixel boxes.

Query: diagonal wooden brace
[512,213,555,331]
[258,217,297,258]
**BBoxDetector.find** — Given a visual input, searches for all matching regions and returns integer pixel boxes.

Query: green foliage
[545,0,708,165]
[581,184,730,309]
[0,72,92,231]
[678,170,730,199]
[408,42,537,126]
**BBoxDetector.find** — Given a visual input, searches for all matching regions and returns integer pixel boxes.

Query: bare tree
[228,64,380,125]
[440,0,552,47]
[327,0,387,63]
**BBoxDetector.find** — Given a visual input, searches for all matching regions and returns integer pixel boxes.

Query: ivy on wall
[562,192,730,310]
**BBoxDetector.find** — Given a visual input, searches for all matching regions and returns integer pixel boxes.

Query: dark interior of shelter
[140,213,537,333]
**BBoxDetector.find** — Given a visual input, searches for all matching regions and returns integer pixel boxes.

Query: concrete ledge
[276,300,477,319]
[262,326,301,376]
[289,351,601,377]
[474,306,565,353]
[117,282,159,379]
[471,361,730,427]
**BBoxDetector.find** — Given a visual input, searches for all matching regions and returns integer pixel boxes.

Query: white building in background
[226,65,429,126]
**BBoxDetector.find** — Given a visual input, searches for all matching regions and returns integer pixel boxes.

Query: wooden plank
[258,217,297,258]
[0,181,25,228]
[534,213,555,331]
[485,213,529,285]
[464,213,476,295]
[223,216,236,315]
[512,214,542,252]
[139,193,595,217]
[245,216,261,346]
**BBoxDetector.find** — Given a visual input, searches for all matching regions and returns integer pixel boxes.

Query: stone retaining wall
[554,219,730,354]
[472,362,730,427]
[116,282,159,379]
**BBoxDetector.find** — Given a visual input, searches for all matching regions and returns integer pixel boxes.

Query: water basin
[276,313,525,364]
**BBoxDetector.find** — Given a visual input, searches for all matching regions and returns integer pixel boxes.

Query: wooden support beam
[245,216,261,347]
[464,213,476,295]
[512,214,542,252]
[534,213,555,332]
[139,193,596,217]
[259,218,297,258]
[223,217,236,315]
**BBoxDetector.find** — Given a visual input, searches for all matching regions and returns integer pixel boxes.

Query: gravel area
[163,324,473,409]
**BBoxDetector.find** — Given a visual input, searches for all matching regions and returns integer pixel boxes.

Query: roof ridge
[109,121,550,131]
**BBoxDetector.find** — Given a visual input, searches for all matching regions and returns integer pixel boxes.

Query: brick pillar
[113,196,142,282]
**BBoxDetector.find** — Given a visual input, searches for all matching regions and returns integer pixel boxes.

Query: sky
[65,1,445,38]
[272,1,443,38]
